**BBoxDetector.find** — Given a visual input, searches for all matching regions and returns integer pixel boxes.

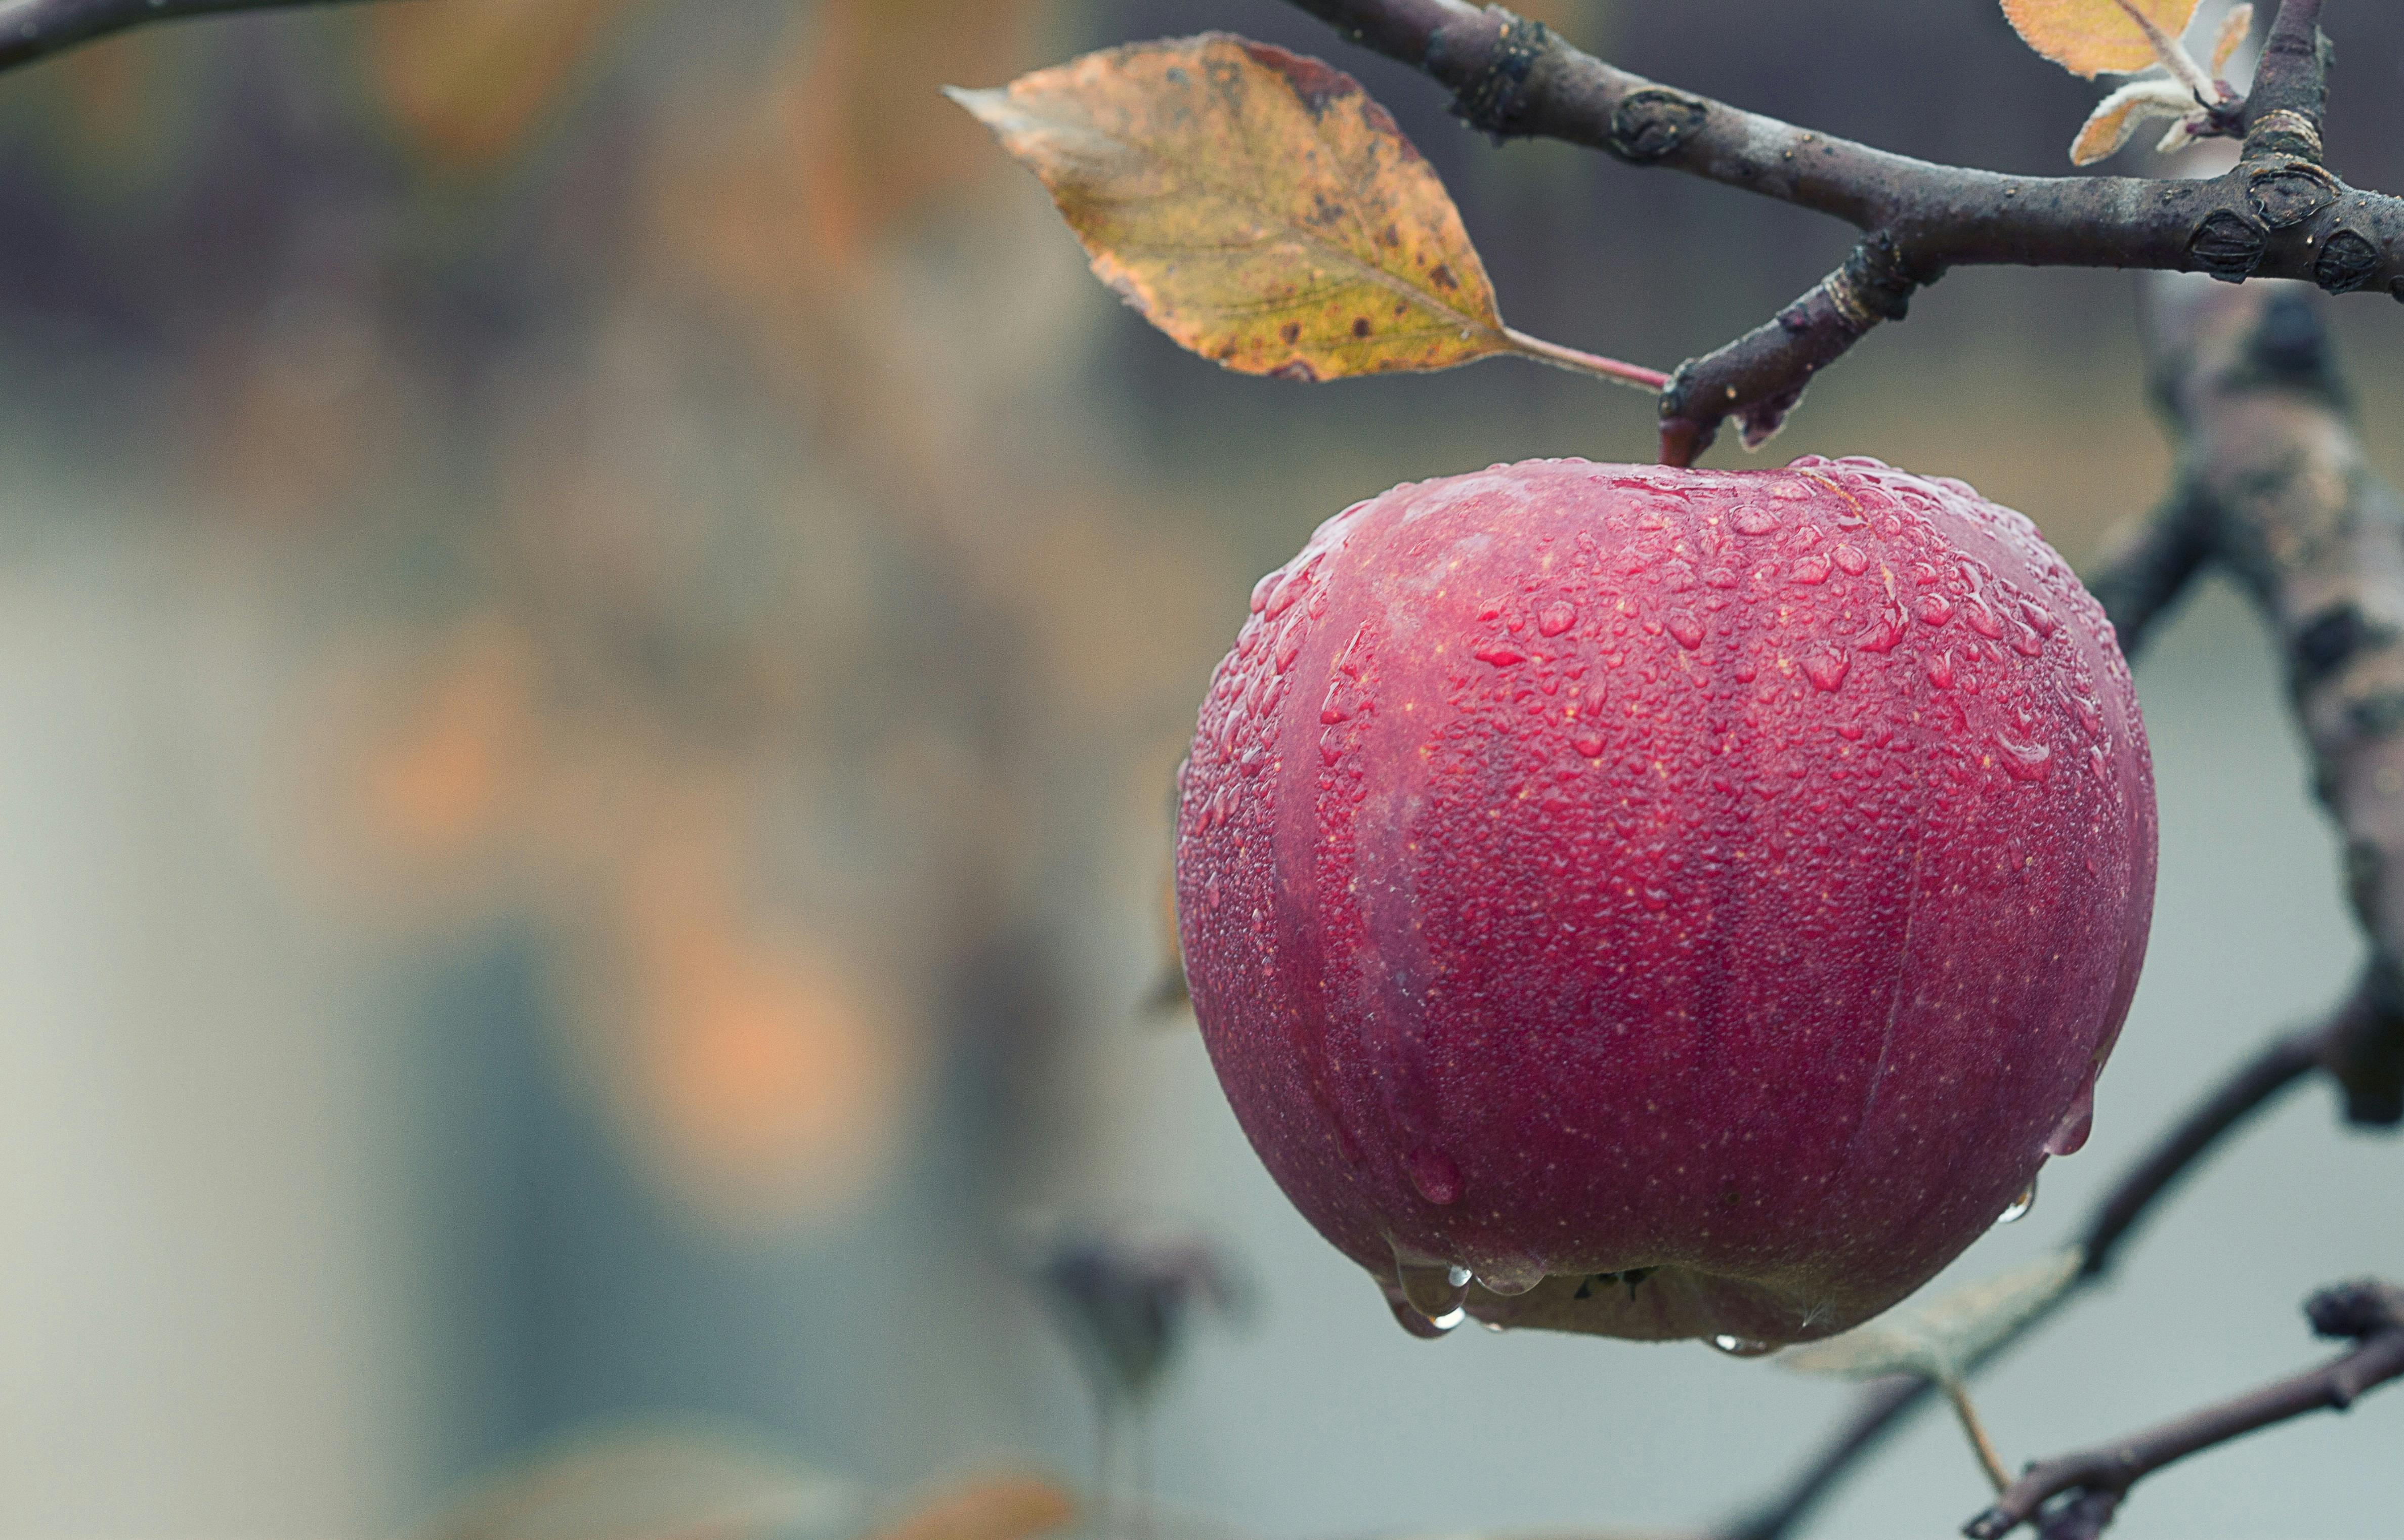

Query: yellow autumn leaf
[2211,3,2254,74]
[2068,79,2191,164]
[2001,0,2203,78]
[949,34,1656,388]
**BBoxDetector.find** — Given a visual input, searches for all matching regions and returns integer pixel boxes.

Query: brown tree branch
[0,0,385,75]
[1278,0,2401,460]
[1961,1280,2404,1540]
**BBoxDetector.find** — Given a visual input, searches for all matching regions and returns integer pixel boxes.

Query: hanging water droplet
[1475,1259,1546,1297]
[1394,1255,1473,1322]
[1481,1319,1509,1334]
[1386,1293,1456,1340]
[1710,1335,1778,1357]
[2045,1083,2097,1156]
[1997,1174,2038,1224]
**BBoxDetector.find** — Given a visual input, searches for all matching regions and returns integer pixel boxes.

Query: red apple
[1174,456,2155,1348]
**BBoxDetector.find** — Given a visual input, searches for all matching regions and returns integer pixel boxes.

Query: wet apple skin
[1175,456,2157,1344]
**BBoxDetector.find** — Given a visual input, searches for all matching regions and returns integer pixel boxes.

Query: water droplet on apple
[1474,643,1528,667]
[2045,1084,2097,1156]
[1994,731,2053,783]
[1804,650,1850,692]
[1386,1292,1456,1339]
[1733,506,1780,536]
[1538,601,1576,637]
[1408,1147,1464,1205]
[1475,1259,1546,1297]
[1668,614,1705,650]
[1395,1254,1474,1323]
[1997,1175,2038,1224]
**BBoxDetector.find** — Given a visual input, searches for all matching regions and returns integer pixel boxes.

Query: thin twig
[0,0,385,75]
[1962,1281,2404,1539]
[1278,0,2379,458]
[1713,1004,2332,1540]
[1944,1382,2012,1494]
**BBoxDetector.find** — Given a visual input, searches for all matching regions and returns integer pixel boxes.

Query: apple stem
[1944,1379,2013,1494]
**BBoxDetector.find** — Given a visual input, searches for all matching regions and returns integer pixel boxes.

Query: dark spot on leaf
[1279,322,1301,345]
[1381,223,1401,247]
[1351,317,1371,338]
[1268,360,1320,382]
[1429,264,1457,290]
[1239,38,1356,117]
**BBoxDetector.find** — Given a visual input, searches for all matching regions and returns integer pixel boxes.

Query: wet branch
[1961,1279,2404,1540]
[0,0,385,74]
[1277,0,2402,461]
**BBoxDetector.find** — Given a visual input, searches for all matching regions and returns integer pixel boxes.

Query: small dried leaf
[2001,0,2204,78]
[2155,113,2208,154]
[949,35,1515,381]
[2210,3,2254,75]
[867,1475,1078,1540]
[2068,79,2194,164]
[1780,1247,2085,1384]
[369,0,647,169]
[416,1424,862,1540]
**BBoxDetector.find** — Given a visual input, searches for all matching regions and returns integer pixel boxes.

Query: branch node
[2186,209,2267,281]
[2312,229,2380,294]
[2246,107,2325,162]
[1441,7,1549,142]
[2245,158,2339,228]
[1609,87,1711,163]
